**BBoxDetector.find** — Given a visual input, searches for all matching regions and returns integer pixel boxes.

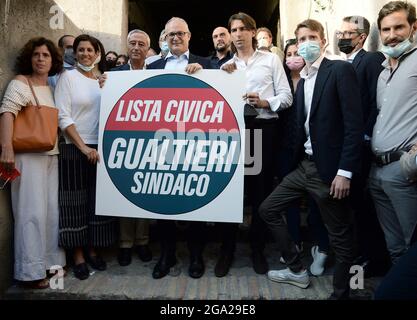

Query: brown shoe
[20,278,50,290]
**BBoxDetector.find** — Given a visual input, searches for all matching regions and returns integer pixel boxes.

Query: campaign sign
[96,70,245,223]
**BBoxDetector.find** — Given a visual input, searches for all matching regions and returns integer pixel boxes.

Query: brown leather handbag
[12,78,58,153]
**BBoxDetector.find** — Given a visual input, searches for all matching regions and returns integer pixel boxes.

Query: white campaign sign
[96,70,246,223]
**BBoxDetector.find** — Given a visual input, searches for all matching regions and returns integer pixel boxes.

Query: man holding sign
[148,17,212,280]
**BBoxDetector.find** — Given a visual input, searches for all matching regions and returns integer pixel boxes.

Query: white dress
[0,79,66,281]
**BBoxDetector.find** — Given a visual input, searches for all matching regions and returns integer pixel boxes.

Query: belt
[374,150,405,167]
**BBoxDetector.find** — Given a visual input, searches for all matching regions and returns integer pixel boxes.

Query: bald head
[212,26,231,53]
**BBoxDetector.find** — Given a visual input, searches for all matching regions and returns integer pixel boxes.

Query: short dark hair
[58,35,75,48]
[295,19,325,40]
[343,16,371,35]
[116,54,128,65]
[228,12,257,52]
[378,1,417,30]
[105,51,118,59]
[15,37,63,76]
[73,34,107,73]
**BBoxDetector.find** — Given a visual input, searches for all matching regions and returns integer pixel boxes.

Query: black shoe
[215,253,234,277]
[73,263,89,280]
[152,255,176,279]
[87,255,107,271]
[136,245,152,262]
[363,260,391,278]
[251,251,268,275]
[118,248,132,266]
[189,255,205,279]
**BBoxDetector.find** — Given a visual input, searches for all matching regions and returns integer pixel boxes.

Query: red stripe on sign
[105,88,239,132]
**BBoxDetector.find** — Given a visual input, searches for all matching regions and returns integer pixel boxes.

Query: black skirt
[58,143,116,248]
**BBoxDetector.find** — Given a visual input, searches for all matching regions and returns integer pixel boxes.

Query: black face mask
[338,38,356,54]
[106,59,117,70]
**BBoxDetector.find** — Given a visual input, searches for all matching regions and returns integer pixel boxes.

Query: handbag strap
[25,76,41,107]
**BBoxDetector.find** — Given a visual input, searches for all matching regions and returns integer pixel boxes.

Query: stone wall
[0,0,128,297]
[1,0,128,95]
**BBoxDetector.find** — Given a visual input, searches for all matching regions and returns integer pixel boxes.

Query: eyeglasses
[166,31,189,39]
[335,31,359,39]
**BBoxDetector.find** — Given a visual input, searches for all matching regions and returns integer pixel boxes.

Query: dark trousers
[217,222,238,254]
[374,240,417,300]
[245,120,278,252]
[350,142,390,267]
[157,220,206,258]
[259,159,355,298]
[276,146,329,251]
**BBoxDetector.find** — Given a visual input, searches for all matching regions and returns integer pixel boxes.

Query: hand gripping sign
[97,70,245,223]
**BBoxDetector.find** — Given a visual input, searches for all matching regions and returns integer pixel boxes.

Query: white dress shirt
[127,60,146,70]
[346,49,362,64]
[223,50,292,119]
[300,55,352,179]
[164,50,190,70]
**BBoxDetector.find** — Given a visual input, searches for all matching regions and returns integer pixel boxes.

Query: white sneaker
[310,246,328,276]
[267,268,310,289]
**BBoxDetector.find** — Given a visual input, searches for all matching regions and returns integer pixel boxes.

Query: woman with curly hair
[0,37,66,289]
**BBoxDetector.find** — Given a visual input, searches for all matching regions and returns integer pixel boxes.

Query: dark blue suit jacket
[352,50,385,137]
[147,53,212,69]
[294,58,364,184]
[110,64,131,72]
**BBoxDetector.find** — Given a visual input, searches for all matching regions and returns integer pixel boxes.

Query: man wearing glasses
[148,17,211,280]
[337,16,390,278]
[148,17,211,72]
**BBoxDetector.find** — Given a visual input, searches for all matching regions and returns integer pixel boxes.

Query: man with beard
[210,26,233,69]
[369,0,417,265]
[207,26,235,277]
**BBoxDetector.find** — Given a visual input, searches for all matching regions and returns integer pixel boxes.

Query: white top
[223,50,292,120]
[164,50,190,70]
[54,69,101,144]
[0,79,59,155]
[300,55,352,179]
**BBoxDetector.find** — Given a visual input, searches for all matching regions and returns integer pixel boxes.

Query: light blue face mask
[160,41,169,54]
[77,54,101,72]
[297,41,322,63]
[381,35,413,59]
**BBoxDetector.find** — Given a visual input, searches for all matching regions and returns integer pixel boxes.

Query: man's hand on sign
[222,62,237,74]
[243,92,269,109]
[185,63,203,74]
[98,73,108,88]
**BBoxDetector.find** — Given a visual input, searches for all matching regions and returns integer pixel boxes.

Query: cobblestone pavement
[6,240,381,300]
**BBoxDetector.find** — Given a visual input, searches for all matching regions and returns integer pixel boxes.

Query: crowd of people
[0,0,417,300]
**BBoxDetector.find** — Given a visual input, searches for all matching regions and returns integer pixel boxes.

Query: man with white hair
[148,17,211,72]
[148,17,211,280]
[109,29,153,266]
[145,29,169,65]
[113,29,150,71]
